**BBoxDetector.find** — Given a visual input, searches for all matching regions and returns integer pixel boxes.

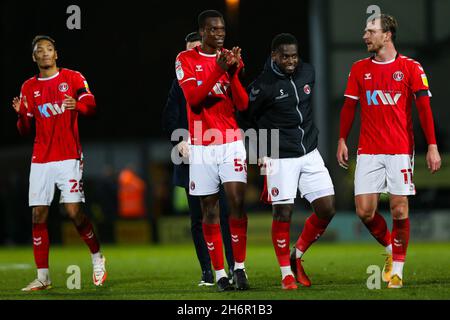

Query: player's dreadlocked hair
[271,33,298,52]
[198,10,224,29]
[31,35,56,51]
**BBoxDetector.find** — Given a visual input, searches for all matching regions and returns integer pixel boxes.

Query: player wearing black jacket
[247,34,336,290]
[247,49,318,159]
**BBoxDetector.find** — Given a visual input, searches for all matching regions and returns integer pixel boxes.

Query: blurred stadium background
[0,0,449,282]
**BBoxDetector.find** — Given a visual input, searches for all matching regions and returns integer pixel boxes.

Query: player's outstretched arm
[337,97,358,169]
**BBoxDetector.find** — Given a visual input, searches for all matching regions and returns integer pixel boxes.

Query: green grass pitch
[0,243,449,300]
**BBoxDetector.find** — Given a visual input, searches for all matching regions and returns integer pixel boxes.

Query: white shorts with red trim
[263,149,334,204]
[355,154,415,196]
[29,159,85,206]
[189,140,247,196]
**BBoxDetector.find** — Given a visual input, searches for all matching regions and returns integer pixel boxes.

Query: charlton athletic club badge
[58,82,69,92]
[271,187,279,197]
[190,181,195,191]
[304,84,311,95]
[393,71,404,82]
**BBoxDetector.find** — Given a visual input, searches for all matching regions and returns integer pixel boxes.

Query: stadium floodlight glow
[226,0,239,9]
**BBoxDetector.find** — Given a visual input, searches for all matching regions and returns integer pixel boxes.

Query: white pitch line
[0,264,33,271]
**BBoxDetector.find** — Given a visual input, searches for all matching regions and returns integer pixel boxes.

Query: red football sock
[229,216,248,264]
[391,218,410,262]
[296,213,331,253]
[32,223,49,269]
[202,223,224,270]
[75,216,100,254]
[272,220,291,267]
[363,212,391,247]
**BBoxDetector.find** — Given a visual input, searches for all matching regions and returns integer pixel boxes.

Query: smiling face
[363,18,391,53]
[32,39,58,69]
[272,44,299,75]
[200,17,226,52]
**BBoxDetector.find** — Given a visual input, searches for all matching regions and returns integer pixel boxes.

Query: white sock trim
[91,252,102,262]
[234,262,245,270]
[392,261,404,279]
[296,248,304,259]
[385,244,392,255]
[215,269,228,282]
[37,268,50,282]
[280,266,294,280]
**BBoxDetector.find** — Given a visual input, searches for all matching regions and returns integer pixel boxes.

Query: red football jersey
[344,54,430,155]
[175,46,242,145]
[19,68,94,163]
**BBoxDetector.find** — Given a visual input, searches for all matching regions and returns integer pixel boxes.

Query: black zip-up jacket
[247,58,319,158]
[161,79,189,188]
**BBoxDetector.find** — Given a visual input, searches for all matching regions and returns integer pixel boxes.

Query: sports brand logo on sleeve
[249,87,260,102]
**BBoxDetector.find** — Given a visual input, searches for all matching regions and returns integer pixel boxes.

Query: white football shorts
[264,149,334,204]
[29,159,85,206]
[355,154,415,196]
[189,140,247,196]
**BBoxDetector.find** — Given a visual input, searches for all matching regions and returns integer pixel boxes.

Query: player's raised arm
[13,91,33,136]
[176,53,225,112]
[228,47,248,111]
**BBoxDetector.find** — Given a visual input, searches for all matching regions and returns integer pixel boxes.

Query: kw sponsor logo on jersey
[38,102,66,117]
[366,90,401,106]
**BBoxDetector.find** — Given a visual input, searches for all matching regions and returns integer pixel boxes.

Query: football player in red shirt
[175,10,249,291]
[337,15,441,288]
[12,35,107,291]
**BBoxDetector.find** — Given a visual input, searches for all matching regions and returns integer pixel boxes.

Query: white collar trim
[371,57,396,65]
[38,71,60,81]
[198,51,216,57]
